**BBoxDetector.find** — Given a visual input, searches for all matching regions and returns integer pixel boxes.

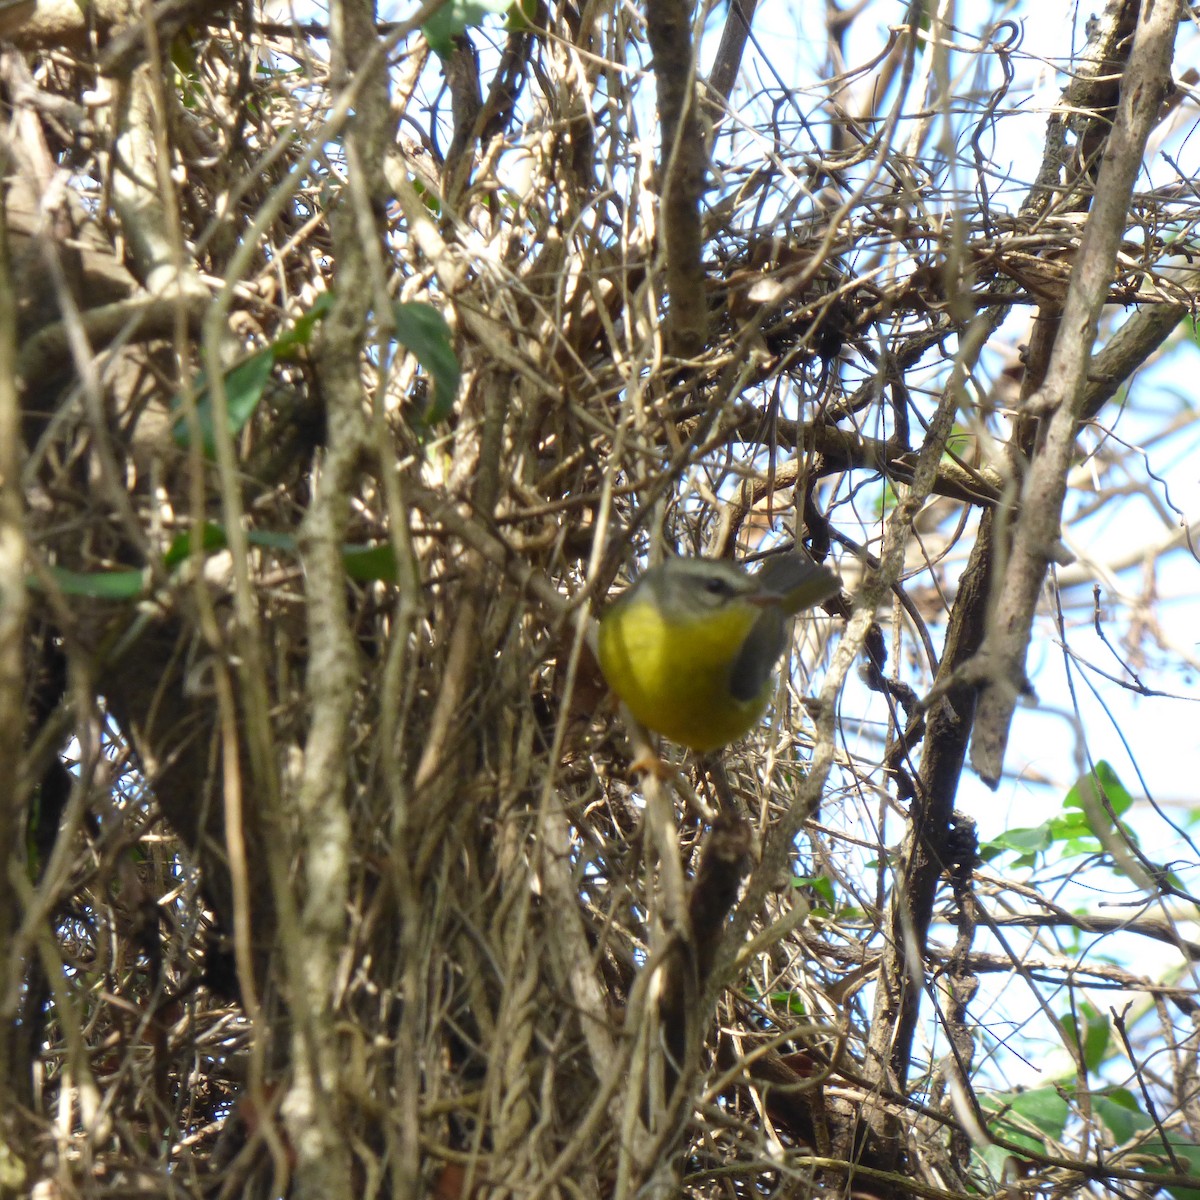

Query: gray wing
[728,608,787,703]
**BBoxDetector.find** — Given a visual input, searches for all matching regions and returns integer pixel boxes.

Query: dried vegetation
[2,0,1200,1197]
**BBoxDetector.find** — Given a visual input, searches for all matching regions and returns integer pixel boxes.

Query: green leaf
[1156,1139,1200,1200]
[32,525,230,602]
[37,565,148,600]
[167,524,301,565]
[944,424,974,459]
[173,348,275,456]
[271,293,334,359]
[30,525,396,606]
[1065,760,1135,820]
[170,38,204,108]
[163,526,392,584]
[791,875,836,908]
[411,177,442,215]
[162,523,229,569]
[422,0,511,55]
[1005,1086,1071,1138]
[987,824,1054,855]
[1092,1088,1153,1144]
[504,0,537,31]
[342,544,399,584]
[767,991,808,1016]
[986,782,1136,865]
[982,821,1063,867]
[247,530,299,554]
[982,1085,1070,1156]
[391,302,460,426]
[1061,1001,1110,1074]
[1049,810,1094,837]
[1093,1091,1200,1200]
[1062,761,1150,882]
[981,804,1121,868]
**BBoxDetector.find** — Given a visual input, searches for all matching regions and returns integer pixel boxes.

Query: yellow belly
[597,597,766,751]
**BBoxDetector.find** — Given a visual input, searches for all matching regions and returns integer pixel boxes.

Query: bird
[596,553,840,752]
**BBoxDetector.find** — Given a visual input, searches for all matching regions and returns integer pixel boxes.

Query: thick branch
[0,144,29,1107]
[644,0,708,354]
[970,0,1182,784]
[706,0,757,105]
[660,816,752,1091]
[110,71,209,301]
[864,515,995,1088]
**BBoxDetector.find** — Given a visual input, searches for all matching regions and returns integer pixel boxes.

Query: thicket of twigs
[3,0,1200,1196]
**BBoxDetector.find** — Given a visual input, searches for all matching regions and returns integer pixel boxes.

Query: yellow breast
[597,595,767,751]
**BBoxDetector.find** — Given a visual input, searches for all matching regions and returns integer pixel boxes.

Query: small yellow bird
[597,553,840,752]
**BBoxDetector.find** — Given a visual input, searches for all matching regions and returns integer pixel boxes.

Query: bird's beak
[745,589,785,609]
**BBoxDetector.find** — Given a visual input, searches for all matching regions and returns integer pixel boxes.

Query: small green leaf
[1093,1091,1200,1200]
[167,524,301,565]
[423,0,511,55]
[764,991,808,1016]
[796,873,835,907]
[1065,761,1134,820]
[391,302,460,426]
[1156,1139,1200,1200]
[173,349,275,456]
[31,525,397,605]
[411,177,442,214]
[1061,1001,1110,1074]
[982,1085,1070,1156]
[163,523,229,569]
[272,293,334,359]
[976,1143,1010,1185]
[170,38,203,107]
[944,424,973,459]
[504,0,537,31]
[1004,825,1055,852]
[1007,1086,1071,1137]
[342,544,398,583]
[982,804,1121,867]
[37,566,148,600]
[1048,810,1095,841]
[247,530,299,554]
[983,824,1054,857]
[791,875,836,908]
[1093,1088,1153,1144]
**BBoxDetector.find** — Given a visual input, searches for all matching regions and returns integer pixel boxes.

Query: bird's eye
[703,576,734,597]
